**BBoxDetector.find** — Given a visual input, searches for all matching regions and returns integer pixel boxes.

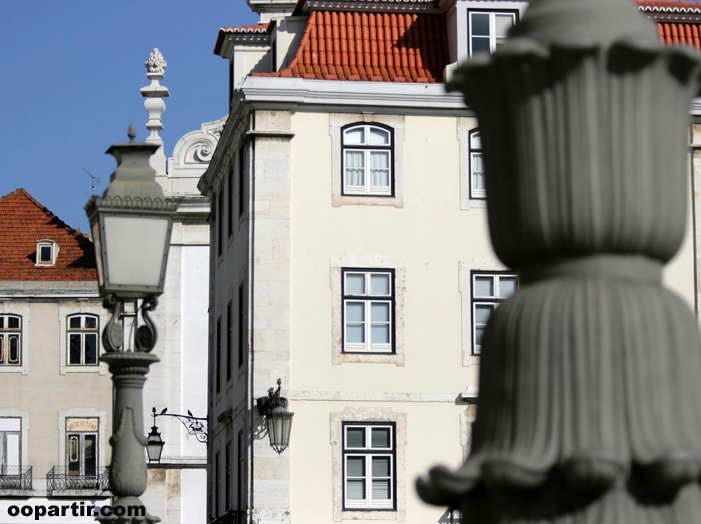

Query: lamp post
[256,379,294,454]
[85,125,178,523]
[418,0,701,521]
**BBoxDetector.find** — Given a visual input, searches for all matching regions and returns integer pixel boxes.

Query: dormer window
[468,10,518,56]
[36,240,58,267]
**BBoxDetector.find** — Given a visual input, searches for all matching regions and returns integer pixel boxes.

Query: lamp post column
[100,351,160,523]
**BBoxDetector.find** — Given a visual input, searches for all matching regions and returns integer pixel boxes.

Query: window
[0,316,21,366]
[469,130,485,199]
[238,284,244,368]
[35,240,58,266]
[471,272,518,354]
[228,167,235,238]
[67,315,98,366]
[216,318,222,393]
[225,442,232,512]
[214,451,221,517]
[343,423,395,510]
[237,431,244,509]
[239,145,246,217]
[343,270,394,354]
[66,418,99,477]
[0,418,21,476]
[468,10,517,56]
[227,302,233,382]
[217,192,224,257]
[342,124,393,196]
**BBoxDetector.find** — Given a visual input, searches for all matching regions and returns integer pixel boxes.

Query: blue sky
[0,1,258,231]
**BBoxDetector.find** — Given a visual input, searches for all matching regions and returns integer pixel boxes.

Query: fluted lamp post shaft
[85,125,178,524]
[418,0,701,522]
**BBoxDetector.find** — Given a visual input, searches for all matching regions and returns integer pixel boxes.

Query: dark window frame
[340,123,395,198]
[67,314,99,366]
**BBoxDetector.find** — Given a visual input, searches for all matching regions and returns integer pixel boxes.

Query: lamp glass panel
[102,215,169,288]
[92,221,104,287]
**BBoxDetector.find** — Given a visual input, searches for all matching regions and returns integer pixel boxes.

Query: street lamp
[85,125,178,523]
[256,379,294,454]
[146,407,208,463]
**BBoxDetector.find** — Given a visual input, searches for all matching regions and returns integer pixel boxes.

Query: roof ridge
[2,188,82,238]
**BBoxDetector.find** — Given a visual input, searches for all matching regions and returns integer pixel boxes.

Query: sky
[0,1,258,232]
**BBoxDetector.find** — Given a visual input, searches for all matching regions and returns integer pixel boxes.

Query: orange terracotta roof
[255,11,448,83]
[0,189,97,282]
[656,20,701,48]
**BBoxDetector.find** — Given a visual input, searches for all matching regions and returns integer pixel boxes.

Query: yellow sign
[66,418,98,432]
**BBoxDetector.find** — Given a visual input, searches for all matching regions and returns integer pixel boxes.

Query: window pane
[370,274,390,295]
[347,325,365,343]
[475,326,486,347]
[0,317,4,328]
[85,334,98,364]
[472,153,484,175]
[372,479,390,500]
[347,428,366,448]
[40,245,52,262]
[474,304,494,325]
[69,334,82,364]
[471,13,490,36]
[470,132,481,148]
[5,433,20,468]
[471,36,491,54]
[371,168,390,188]
[347,479,366,500]
[371,428,391,448]
[7,317,19,329]
[474,276,494,297]
[344,127,365,144]
[370,151,389,169]
[346,302,365,322]
[84,435,97,476]
[347,456,365,476]
[371,303,390,322]
[69,317,81,329]
[499,277,518,298]
[495,13,515,38]
[369,127,389,145]
[371,325,390,344]
[346,274,365,295]
[8,336,18,364]
[345,151,365,187]
[85,317,97,329]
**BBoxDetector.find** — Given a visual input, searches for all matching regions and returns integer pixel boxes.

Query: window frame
[35,240,59,267]
[341,123,394,197]
[469,130,486,200]
[0,315,21,366]
[0,418,21,476]
[470,271,518,355]
[67,314,99,366]
[467,9,519,57]
[342,423,396,511]
[342,269,395,355]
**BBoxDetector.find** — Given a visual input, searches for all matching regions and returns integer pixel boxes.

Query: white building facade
[199,1,699,523]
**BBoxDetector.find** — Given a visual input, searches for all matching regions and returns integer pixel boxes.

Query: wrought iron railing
[0,466,32,490]
[46,466,109,496]
[210,510,246,524]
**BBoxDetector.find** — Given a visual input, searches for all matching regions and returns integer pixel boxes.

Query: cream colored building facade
[199,1,698,524]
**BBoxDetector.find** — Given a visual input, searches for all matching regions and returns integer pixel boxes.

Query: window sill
[334,352,404,366]
[339,509,398,521]
[332,195,403,208]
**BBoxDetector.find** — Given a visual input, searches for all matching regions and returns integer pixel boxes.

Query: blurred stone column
[418,0,701,521]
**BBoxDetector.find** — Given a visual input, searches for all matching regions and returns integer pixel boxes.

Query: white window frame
[35,239,59,266]
[331,407,407,522]
[0,418,21,476]
[67,314,99,366]
[468,10,518,56]
[58,410,107,482]
[59,305,105,375]
[471,272,518,355]
[469,130,486,199]
[343,270,394,354]
[343,424,395,510]
[342,124,393,197]
[330,114,405,208]
[0,315,22,366]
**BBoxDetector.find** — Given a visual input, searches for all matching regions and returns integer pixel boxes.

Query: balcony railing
[46,466,109,496]
[0,466,32,490]
[210,510,246,524]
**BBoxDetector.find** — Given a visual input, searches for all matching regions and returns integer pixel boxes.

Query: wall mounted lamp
[256,379,294,454]
[147,406,208,463]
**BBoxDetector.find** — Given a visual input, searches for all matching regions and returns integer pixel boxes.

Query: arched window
[0,315,21,366]
[342,124,393,196]
[67,315,99,366]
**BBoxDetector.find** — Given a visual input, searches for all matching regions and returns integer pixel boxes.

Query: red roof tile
[0,189,97,282]
[636,0,701,11]
[255,11,448,83]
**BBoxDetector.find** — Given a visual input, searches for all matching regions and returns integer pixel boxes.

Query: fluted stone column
[418,0,701,521]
